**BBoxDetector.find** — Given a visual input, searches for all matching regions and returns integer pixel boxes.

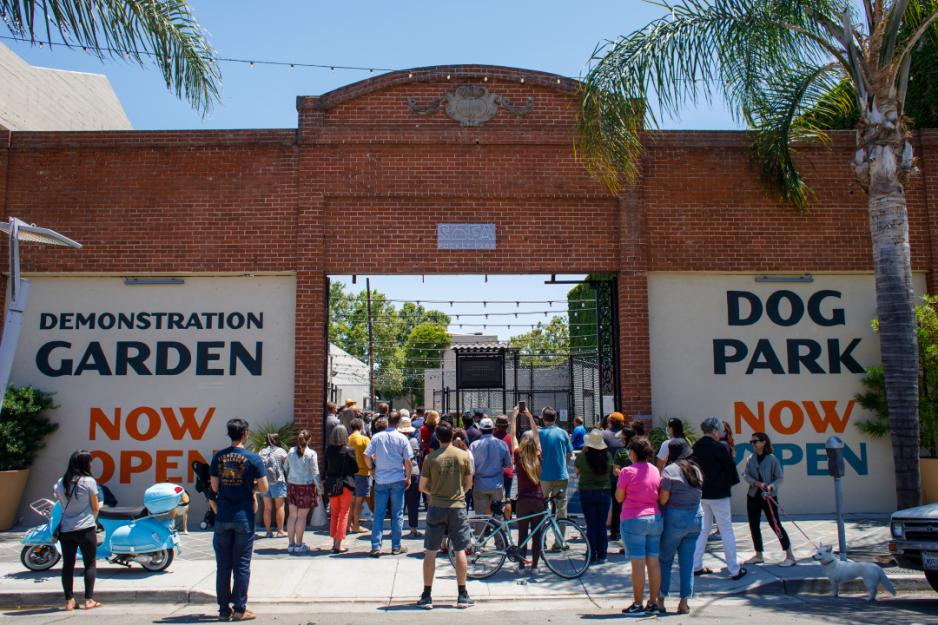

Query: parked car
[889,503,938,592]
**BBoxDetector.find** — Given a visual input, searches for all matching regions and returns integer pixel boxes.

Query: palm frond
[746,62,848,208]
[0,0,221,114]
[578,0,842,195]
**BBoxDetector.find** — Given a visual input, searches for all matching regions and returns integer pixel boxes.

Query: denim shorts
[354,474,371,498]
[264,481,287,499]
[620,513,663,560]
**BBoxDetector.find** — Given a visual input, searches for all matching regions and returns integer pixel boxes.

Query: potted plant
[0,386,57,529]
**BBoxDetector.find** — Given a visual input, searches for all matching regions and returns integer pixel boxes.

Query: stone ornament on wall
[407,85,534,127]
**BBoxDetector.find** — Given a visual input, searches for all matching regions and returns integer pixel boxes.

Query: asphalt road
[1,594,936,625]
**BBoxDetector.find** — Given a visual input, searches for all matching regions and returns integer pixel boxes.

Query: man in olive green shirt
[417,421,474,610]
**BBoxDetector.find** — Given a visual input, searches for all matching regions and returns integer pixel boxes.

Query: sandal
[64,598,77,611]
[332,547,349,554]
[693,567,713,576]
[83,600,102,609]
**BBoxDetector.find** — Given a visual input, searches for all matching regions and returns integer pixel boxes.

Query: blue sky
[6,1,741,341]
[5,0,740,131]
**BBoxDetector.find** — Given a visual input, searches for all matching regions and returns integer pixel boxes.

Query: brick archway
[4,64,937,454]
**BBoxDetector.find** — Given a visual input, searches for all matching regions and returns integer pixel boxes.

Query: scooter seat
[98,506,148,520]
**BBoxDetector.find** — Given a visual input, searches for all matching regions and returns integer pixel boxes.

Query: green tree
[802,1,938,130]
[509,316,570,365]
[328,282,404,400]
[856,295,938,457]
[579,0,937,508]
[329,283,451,404]
[402,323,451,408]
[1,0,221,113]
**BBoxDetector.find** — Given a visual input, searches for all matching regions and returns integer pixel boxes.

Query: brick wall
[2,65,935,447]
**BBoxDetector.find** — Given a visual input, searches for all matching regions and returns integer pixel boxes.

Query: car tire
[926,570,938,593]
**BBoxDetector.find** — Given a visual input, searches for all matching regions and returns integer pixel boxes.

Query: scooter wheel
[139,548,174,572]
[21,545,60,571]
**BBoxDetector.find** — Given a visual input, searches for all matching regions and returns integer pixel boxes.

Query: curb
[0,575,930,609]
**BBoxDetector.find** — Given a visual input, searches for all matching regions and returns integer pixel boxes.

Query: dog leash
[763,492,818,546]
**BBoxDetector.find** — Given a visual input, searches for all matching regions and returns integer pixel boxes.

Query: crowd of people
[50,404,796,620]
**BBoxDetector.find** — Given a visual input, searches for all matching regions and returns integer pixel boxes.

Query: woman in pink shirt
[616,437,663,616]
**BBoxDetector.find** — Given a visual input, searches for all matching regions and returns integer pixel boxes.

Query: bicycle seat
[98,506,148,520]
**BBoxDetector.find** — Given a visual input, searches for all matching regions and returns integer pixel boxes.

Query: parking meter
[825,436,847,560]
[825,436,845,478]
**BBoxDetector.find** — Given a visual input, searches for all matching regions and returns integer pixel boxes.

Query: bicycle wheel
[448,517,508,579]
[540,518,591,579]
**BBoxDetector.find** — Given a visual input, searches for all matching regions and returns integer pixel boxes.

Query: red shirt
[419,424,434,457]
[496,431,514,478]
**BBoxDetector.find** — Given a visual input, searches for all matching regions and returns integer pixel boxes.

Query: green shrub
[0,386,58,471]
[248,422,295,452]
[648,417,698,451]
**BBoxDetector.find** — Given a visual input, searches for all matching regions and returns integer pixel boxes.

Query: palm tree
[1,0,220,113]
[579,0,938,509]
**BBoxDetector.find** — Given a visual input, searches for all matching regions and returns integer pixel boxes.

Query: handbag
[325,476,345,498]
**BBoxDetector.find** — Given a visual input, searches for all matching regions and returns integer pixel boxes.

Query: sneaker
[391,545,408,555]
[644,602,662,616]
[779,557,797,567]
[622,602,645,614]
[456,593,475,609]
[369,549,381,558]
[231,610,256,621]
[416,594,433,610]
[287,545,296,554]
[745,554,764,564]
[296,543,310,553]
[218,612,231,622]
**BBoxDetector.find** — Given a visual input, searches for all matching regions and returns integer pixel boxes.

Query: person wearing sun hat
[398,415,422,538]
[574,429,612,563]
[469,417,512,515]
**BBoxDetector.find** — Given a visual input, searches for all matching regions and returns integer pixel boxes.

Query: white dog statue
[812,544,896,601]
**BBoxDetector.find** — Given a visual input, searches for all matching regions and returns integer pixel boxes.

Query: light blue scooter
[20,482,186,572]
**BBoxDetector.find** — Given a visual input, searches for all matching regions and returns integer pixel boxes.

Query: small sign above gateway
[437,223,496,250]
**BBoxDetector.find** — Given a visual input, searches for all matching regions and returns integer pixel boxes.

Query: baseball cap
[479,417,494,431]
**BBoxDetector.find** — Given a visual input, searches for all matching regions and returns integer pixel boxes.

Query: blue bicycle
[448,498,591,579]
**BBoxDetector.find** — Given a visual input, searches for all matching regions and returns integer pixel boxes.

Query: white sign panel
[648,272,927,514]
[12,276,295,522]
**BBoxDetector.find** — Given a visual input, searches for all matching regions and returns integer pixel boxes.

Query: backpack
[260,447,284,483]
[408,435,422,471]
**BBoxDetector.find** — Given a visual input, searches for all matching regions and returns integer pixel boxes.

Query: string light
[1,35,582,80]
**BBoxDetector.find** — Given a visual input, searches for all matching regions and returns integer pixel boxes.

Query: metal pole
[366,278,375,409]
[0,220,25,395]
[834,477,847,561]
[593,283,603,417]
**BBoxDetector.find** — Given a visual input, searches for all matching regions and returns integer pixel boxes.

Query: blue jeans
[659,506,702,599]
[579,488,611,561]
[371,480,406,551]
[213,519,255,615]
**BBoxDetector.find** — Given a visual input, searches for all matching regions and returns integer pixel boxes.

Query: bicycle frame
[477,505,565,554]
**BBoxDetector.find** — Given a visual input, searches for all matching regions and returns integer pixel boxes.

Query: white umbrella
[0,217,81,394]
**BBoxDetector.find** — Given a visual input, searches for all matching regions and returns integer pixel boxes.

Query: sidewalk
[0,517,928,608]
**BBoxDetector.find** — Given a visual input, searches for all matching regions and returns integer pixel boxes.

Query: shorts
[472,487,504,514]
[424,506,472,552]
[620,513,663,560]
[354,475,371,498]
[264,481,287,499]
[287,483,317,509]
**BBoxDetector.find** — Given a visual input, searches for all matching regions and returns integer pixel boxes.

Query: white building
[328,343,369,408]
[0,42,131,131]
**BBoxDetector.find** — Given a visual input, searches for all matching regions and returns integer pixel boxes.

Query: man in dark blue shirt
[210,418,267,621]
